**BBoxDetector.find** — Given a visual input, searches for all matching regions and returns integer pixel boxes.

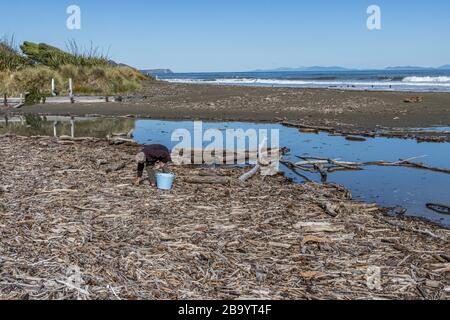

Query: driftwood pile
[281,121,450,143]
[404,96,424,104]
[281,155,450,184]
[0,135,449,300]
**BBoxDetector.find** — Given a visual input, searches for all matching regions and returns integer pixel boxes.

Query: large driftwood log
[364,160,450,174]
[281,155,450,186]
[280,161,312,182]
[172,148,258,165]
[281,121,334,132]
[239,165,261,182]
[58,135,97,142]
[108,137,136,145]
[281,121,449,143]
[289,156,450,175]
[13,103,24,109]
[426,203,450,215]
[172,148,280,165]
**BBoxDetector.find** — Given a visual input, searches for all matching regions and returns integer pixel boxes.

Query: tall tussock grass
[0,36,31,72]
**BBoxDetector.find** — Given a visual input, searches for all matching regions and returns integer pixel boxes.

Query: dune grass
[58,64,144,95]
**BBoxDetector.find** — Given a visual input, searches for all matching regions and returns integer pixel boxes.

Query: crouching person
[135,144,172,186]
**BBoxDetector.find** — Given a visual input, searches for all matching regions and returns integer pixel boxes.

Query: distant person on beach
[135,144,172,186]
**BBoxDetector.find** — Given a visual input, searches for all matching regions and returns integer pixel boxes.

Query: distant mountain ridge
[252,66,357,72]
[384,66,432,71]
[251,65,450,72]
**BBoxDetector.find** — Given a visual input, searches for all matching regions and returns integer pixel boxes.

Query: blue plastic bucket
[156,172,175,190]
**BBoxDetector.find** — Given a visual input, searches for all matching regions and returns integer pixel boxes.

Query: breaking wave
[403,76,450,83]
[167,77,450,86]
[164,75,450,92]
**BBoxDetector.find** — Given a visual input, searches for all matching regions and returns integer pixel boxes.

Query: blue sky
[2,0,450,72]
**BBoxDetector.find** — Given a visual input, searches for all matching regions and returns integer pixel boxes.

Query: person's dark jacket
[137,144,172,177]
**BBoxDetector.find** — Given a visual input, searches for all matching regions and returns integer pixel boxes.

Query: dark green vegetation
[20,40,109,68]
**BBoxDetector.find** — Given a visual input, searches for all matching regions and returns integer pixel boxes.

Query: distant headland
[141,69,174,75]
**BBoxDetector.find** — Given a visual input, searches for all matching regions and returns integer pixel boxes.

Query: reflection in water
[1,117,449,226]
[0,116,134,138]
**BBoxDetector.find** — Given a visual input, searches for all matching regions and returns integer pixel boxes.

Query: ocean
[157,69,450,92]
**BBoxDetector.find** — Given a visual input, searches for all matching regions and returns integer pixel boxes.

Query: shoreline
[6,81,450,134]
[4,113,448,143]
[3,81,449,143]
[162,80,450,94]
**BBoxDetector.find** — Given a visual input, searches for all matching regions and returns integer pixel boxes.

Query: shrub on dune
[20,41,109,68]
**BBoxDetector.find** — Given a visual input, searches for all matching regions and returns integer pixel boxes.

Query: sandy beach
[13,81,450,133]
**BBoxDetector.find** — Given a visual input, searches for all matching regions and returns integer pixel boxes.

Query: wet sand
[12,81,450,131]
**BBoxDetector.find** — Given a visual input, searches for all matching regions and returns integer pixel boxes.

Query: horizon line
[141,64,450,74]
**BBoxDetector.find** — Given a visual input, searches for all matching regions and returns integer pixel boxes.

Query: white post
[70,117,75,138]
[69,78,73,97]
[51,78,56,96]
[53,121,58,138]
